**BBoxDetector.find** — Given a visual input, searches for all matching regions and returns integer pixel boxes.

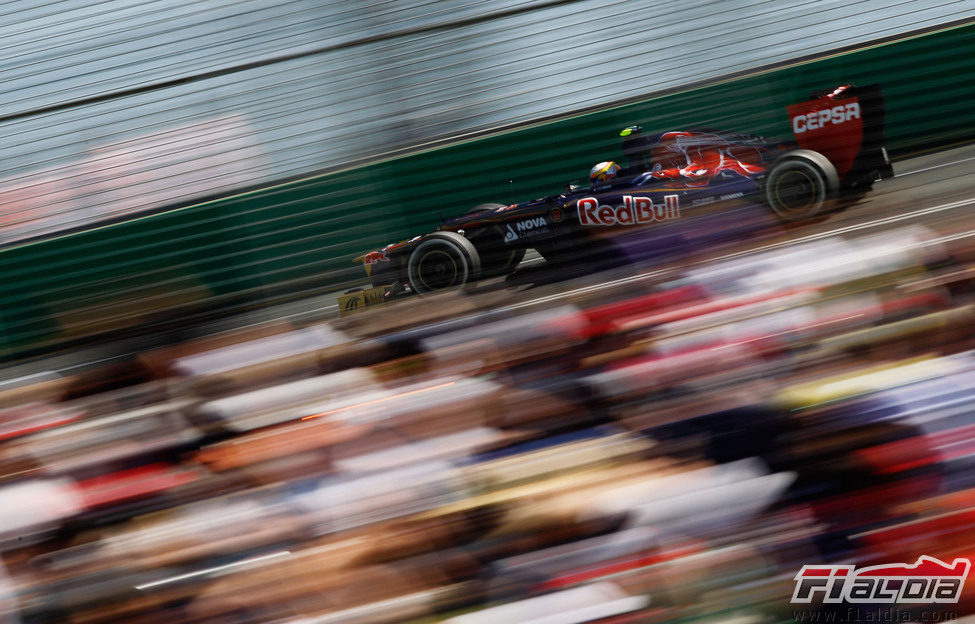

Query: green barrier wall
[2,22,973,358]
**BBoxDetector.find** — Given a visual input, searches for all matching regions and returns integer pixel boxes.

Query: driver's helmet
[590,161,621,186]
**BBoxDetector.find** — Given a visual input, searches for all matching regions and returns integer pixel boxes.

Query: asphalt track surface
[4,143,975,380]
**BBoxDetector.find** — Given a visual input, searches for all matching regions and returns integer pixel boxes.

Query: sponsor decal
[362,251,389,265]
[516,216,548,231]
[338,286,388,316]
[577,195,680,226]
[720,192,744,200]
[550,207,564,223]
[792,102,860,135]
[358,250,389,276]
[788,96,864,179]
[791,556,970,605]
[692,196,716,206]
[504,216,550,242]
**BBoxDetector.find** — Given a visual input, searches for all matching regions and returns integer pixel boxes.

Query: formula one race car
[350,84,893,303]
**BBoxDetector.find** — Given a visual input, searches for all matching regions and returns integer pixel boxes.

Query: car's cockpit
[620,125,658,175]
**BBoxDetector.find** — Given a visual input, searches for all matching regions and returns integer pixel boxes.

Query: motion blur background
[2,0,967,243]
[2,0,975,358]
[1,2,975,623]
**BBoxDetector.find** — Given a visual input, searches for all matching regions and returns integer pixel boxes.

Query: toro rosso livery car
[355,85,893,297]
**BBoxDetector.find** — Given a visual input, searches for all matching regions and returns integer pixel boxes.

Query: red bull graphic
[791,556,971,605]
[361,250,390,265]
[648,132,766,187]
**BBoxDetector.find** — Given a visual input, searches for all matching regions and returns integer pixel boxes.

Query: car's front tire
[406,231,481,294]
[764,150,838,221]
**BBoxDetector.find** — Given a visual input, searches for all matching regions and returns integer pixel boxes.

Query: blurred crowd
[0,224,973,623]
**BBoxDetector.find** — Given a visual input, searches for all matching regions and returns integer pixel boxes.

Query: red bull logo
[577,195,680,226]
[361,250,389,265]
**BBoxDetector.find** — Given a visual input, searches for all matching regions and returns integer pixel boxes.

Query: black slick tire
[407,231,481,294]
[764,150,839,221]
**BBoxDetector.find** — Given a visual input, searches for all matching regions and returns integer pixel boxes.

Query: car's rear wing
[787,84,894,190]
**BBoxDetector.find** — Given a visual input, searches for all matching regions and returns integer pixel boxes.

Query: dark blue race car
[354,85,893,297]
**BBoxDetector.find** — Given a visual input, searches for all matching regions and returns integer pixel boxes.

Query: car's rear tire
[764,150,838,221]
[407,231,481,294]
